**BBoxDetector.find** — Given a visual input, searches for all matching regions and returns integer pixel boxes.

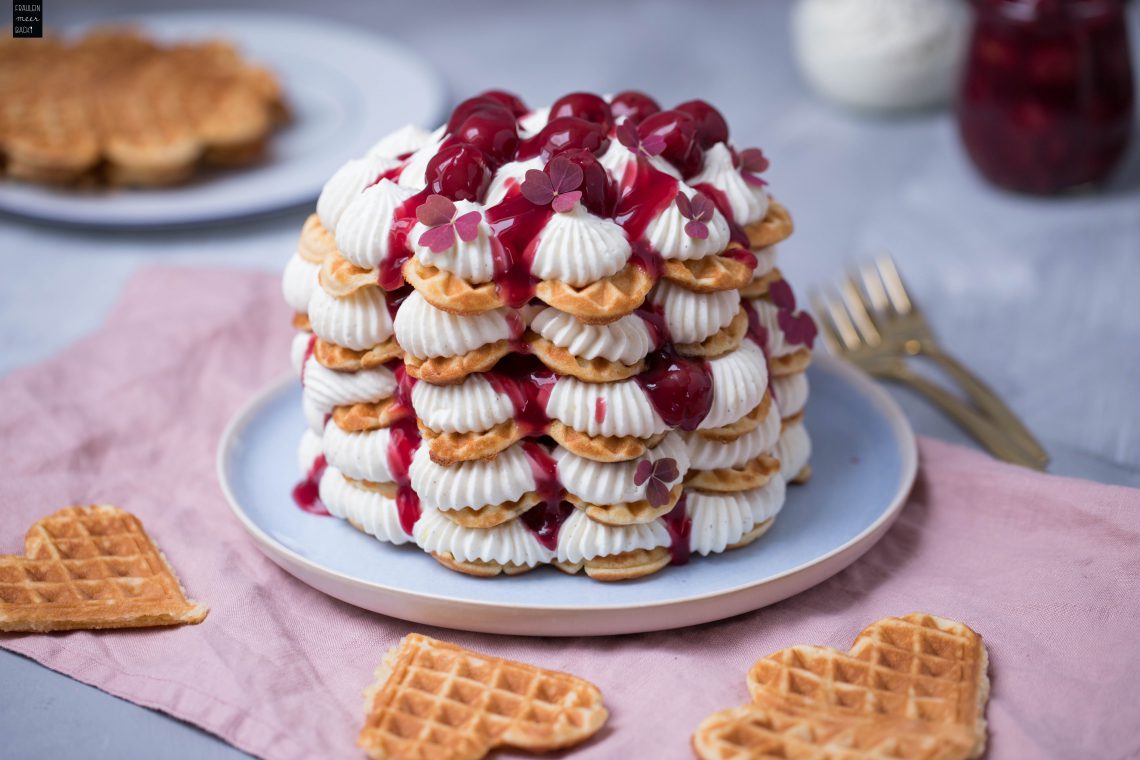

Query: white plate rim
[217,355,918,626]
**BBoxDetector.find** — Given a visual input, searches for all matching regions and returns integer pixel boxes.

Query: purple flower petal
[653,457,679,483]
[634,459,654,486]
[640,134,666,157]
[616,122,639,151]
[520,170,555,205]
[416,194,456,228]
[419,223,457,254]
[690,193,715,223]
[685,220,709,239]
[741,171,769,188]
[453,210,482,242]
[646,478,671,508]
[739,147,769,173]
[551,190,582,213]
[674,192,693,220]
[769,279,796,311]
[546,156,584,195]
[779,310,818,348]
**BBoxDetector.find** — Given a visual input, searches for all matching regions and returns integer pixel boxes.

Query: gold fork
[811,257,1049,470]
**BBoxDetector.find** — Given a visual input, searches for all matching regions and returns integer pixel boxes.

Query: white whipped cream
[303,395,326,435]
[322,423,393,484]
[282,252,320,314]
[599,142,680,189]
[414,507,554,566]
[397,125,446,189]
[320,467,411,544]
[484,156,543,207]
[291,333,313,377]
[316,154,398,232]
[531,204,631,287]
[688,143,770,226]
[651,279,740,344]
[297,429,323,475]
[772,372,809,418]
[687,475,787,556]
[684,400,782,470]
[530,307,653,365]
[700,341,770,430]
[776,419,812,480]
[393,290,514,359]
[302,357,396,415]
[748,297,798,358]
[336,179,417,271]
[546,376,668,439]
[412,373,514,433]
[645,184,731,261]
[309,285,394,351]
[752,245,779,280]
[517,107,550,137]
[555,432,689,505]
[555,509,671,564]
[367,124,432,160]
[411,199,496,284]
[409,443,536,510]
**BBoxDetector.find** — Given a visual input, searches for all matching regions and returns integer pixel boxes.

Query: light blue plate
[218,356,916,636]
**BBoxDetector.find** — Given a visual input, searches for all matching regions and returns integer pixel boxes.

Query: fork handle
[870,364,1047,470]
[922,346,1049,466]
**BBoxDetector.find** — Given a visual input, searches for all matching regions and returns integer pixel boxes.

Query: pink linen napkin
[2,266,1139,760]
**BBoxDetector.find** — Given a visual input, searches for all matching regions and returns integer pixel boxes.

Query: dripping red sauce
[662,493,691,565]
[483,355,556,436]
[388,360,418,419]
[614,157,679,241]
[485,189,552,308]
[594,397,607,424]
[518,440,571,550]
[292,455,331,516]
[692,181,749,249]
[298,334,317,386]
[384,284,413,321]
[379,188,431,291]
[628,239,663,280]
[385,416,422,535]
[636,349,714,432]
[741,300,769,355]
[372,162,407,186]
[723,247,757,270]
[634,305,671,349]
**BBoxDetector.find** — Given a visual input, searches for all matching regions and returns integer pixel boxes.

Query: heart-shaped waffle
[359,633,608,759]
[0,505,207,632]
[693,614,989,760]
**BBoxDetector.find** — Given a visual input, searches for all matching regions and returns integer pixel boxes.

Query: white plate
[218,356,917,636]
[0,10,447,228]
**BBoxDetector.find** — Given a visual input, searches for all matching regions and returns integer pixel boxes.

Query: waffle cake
[0,29,286,186]
[282,91,818,580]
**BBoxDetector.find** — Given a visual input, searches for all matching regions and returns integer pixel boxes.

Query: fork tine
[875,256,913,315]
[859,260,890,316]
[809,292,842,354]
[815,289,863,351]
[840,275,881,347]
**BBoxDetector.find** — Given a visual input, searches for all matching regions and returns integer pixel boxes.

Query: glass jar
[957,0,1135,194]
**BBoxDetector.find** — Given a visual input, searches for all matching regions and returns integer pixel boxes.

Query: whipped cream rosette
[283,90,817,579]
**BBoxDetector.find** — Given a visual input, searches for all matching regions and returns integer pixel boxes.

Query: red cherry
[556,148,615,217]
[635,350,714,431]
[638,110,704,177]
[451,112,519,162]
[549,92,613,130]
[531,116,611,160]
[479,89,528,117]
[426,143,492,202]
[676,100,729,148]
[446,95,514,133]
[610,90,662,125]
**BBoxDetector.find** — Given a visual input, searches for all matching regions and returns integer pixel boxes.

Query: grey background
[1,1,1138,757]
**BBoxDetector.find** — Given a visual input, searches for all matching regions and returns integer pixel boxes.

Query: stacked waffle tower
[282,91,817,580]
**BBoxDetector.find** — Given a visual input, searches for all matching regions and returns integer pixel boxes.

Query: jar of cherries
[957,0,1135,194]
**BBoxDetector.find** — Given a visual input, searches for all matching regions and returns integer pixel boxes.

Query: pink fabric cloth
[2,266,1139,760]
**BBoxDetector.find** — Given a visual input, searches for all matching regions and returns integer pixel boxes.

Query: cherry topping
[549,92,614,131]
[479,89,528,117]
[446,95,515,134]
[450,111,519,162]
[555,148,615,216]
[425,143,492,202]
[635,349,714,431]
[610,90,661,125]
[638,110,704,178]
[527,116,610,160]
[676,99,729,148]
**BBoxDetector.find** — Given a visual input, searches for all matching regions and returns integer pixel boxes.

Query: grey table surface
[2,1,1138,758]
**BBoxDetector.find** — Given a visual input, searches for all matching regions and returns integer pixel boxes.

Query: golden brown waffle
[345,477,398,499]
[422,420,524,466]
[298,214,337,264]
[693,614,989,760]
[567,483,682,526]
[536,264,653,324]
[403,259,504,315]
[780,411,805,430]
[744,200,794,249]
[547,421,666,463]
[332,397,410,433]
[554,546,671,581]
[406,340,513,384]
[675,308,748,359]
[320,253,378,297]
[439,493,541,529]
[663,252,754,293]
[0,505,207,632]
[529,334,644,382]
[792,464,812,485]
[430,552,534,578]
[315,337,402,372]
[686,453,780,493]
[359,633,608,759]
[693,394,772,443]
[770,348,812,377]
[727,517,775,550]
[0,30,285,187]
[291,312,311,332]
[740,266,783,299]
